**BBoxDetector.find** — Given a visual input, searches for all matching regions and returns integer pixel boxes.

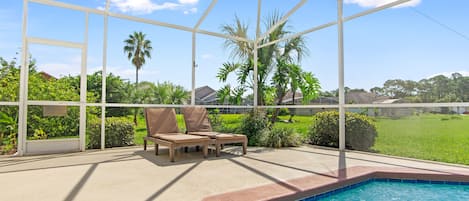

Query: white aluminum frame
[15,0,91,155]
[337,0,345,150]
[8,0,468,155]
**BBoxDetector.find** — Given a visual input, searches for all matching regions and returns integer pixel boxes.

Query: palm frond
[217,62,240,82]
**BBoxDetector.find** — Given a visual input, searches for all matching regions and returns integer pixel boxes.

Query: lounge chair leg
[169,145,175,162]
[216,143,221,157]
[203,144,208,158]
[155,144,159,155]
[144,140,147,150]
[242,141,247,155]
[220,144,224,150]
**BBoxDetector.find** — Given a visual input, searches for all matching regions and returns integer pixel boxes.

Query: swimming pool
[302,178,469,201]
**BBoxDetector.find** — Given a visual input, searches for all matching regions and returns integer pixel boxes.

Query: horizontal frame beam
[7,102,468,109]
[345,102,469,108]
[258,0,411,49]
[27,101,81,106]
[256,0,307,43]
[0,102,20,106]
[193,0,218,31]
[30,0,105,15]
[28,37,84,49]
[30,0,251,43]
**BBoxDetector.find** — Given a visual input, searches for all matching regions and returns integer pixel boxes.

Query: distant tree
[376,73,469,103]
[123,31,153,125]
[123,31,153,88]
[370,87,383,95]
[429,75,452,102]
[151,81,189,104]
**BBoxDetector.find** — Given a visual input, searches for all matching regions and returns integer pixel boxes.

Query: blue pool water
[303,179,469,201]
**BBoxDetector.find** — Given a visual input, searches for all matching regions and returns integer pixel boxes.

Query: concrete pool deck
[1,145,468,201]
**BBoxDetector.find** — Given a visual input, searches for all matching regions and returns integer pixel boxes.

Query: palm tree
[218,12,320,123]
[124,31,152,125]
[217,13,310,106]
[124,31,153,88]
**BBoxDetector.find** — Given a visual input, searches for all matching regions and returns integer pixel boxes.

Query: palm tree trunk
[288,92,296,122]
[271,91,285,124]
[133,108,138,126]
[135,67,139,87]
[134,68,139,126]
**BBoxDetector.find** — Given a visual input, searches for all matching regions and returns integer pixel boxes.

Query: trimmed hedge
[87,117,134,149]
[309,111,377,151]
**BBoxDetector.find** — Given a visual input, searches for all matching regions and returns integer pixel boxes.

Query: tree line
[320,73,469,103]
[371,73,469,102]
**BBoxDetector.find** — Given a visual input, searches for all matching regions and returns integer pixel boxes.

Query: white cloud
[109,0,198,15]
[178,0,198,5]
[344,0,421,8]
[184,7,197,15]
[428,71,469,79]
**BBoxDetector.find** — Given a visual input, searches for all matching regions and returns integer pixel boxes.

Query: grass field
[130,113,469,165]
[372,114,469,165]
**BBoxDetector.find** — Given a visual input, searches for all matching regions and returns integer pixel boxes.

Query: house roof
[345,91,392,104]
[195,86,218,103]
[39,71,56,81]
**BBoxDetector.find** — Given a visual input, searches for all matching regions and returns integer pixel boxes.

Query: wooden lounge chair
[144,108,210,162]
[181,106,247,157]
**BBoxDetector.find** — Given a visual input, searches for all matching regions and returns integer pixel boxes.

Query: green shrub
[30,129,47,140]
[240,109,270,146]
[260,127,303,148]
[208,108,224,131]
[1,133,17,154]
[309,111,377,151]
[87,117,134,149]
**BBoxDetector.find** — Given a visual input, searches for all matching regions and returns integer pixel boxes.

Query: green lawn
[372,114,469,165]
[130,113,469,165]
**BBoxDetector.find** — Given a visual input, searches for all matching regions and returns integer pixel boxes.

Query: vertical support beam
[191,32,196,105]
[256,0,262,38]
[253,44,258,107]
[79,12,89,152]
[101,0,110,150]
[337,0,346,151]
[17,0,29,156]
[253,0,261,107]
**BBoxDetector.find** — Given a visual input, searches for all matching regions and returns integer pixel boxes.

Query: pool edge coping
[202,166,469,201]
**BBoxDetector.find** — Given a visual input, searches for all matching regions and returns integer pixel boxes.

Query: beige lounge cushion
[214,134,247,140]
[181,107,213,132]
[188,131,246,140]
[188,131,218,138]
[156,134,209,143]
[145,108,180,136]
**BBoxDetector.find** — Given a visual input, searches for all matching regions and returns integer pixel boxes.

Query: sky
[0,0,468,93]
